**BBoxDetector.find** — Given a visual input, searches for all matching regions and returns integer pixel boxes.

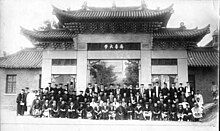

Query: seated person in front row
[42,100,50,117]
[134,103,144,120]
[109,103,116,120]
[32,99,42,117]
[50,100,59,118]
[94,102,102,120]
[115,102,126,120]
[126,102,134,120]
[183,104,192,121]
[84,102,94,119]
[67,102,78,119]
[101,102,109,120]
[191,103,203,122]
[169,104,178,121]
[152,103,161,120]
[143,103,152,120]
[161,103,169,120]
[177,105,184,121]
[59,100,67,118]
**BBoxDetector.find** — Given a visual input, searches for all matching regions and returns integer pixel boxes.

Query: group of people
[16,82,205,122]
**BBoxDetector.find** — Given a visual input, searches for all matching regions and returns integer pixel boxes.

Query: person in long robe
[16,89,26,116]
[115,102,126,120]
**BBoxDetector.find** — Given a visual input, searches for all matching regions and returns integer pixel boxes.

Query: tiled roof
[153,25,210,41]
[0,47,217,68]
[21,27,76,42]
[21,25,209,43]
[0,48,42,69]
[187,48,218,67]
[52,5,173,27]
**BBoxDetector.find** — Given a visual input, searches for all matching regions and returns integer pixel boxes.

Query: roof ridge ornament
[112,0,116,10]
[179,22,186,30]
[81,1,88,11]
[141,0,147,10]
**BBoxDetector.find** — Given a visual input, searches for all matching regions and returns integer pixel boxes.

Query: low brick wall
[189,67,218,103]
[0,68,41,109]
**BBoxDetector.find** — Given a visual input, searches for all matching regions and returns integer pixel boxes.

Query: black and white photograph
[0,0,219,131]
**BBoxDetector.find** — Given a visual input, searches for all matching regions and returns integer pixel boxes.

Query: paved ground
[0,107,218,131]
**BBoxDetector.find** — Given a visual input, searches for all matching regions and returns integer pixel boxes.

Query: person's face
[113,98,117,102]
[104,92,107,96]
[163,104,167,107]
[141,85,144,88]
[36,100,40,103]
[154,103,157,106]
[21,90,24,94]
[110,92,113,95]
[70,102,74,106]
[95,84,98,87]
[25,89,29,93]
[58,91,61,94]
[156,83,159,86]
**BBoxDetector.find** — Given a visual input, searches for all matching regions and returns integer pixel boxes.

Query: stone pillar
[140,35,152,87]
[41,51,52,88]
[76,43,87,94]
[140,50,151,86]
[178,58,188,86]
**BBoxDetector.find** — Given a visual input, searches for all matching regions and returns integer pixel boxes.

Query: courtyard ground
[0,103,218,131]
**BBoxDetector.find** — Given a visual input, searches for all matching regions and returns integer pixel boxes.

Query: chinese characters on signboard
[87,43,140,50]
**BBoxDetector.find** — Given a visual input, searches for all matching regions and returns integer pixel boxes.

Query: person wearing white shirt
[194,90,204,108]
[185,82,191,97]
[26,90,36,115]
[90,98,97,109]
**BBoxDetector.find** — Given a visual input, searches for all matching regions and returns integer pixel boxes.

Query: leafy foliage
[123,60,139,86]
[90,61,117,86]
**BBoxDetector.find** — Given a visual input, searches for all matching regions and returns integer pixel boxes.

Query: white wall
[151,50,188,86]
[51,66,77,74]
[178,58,188,85]
[152,66,177,74]
[88,51,140,59]
[41,50,77,88]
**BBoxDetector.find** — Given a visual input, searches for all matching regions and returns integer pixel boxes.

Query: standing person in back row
[153,82,161,98]
[211,81,218,101]
[16,89,27,116]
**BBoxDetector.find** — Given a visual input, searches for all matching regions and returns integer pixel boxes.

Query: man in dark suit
[153,82,161,98]
[162,82,169,96]
[78,91,85,104]
[134,91,142,103]
[169,83,177,100]
[145,84,153,102]
[16,89,27,116]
